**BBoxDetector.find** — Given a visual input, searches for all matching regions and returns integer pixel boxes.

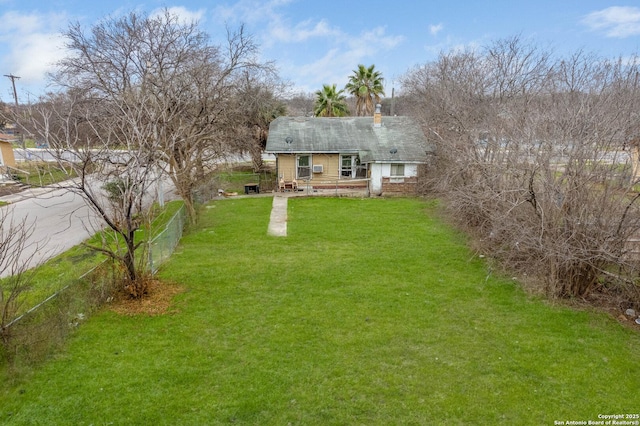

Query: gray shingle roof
[265,116,434,163]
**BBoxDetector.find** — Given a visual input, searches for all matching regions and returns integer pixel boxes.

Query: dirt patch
[0,184,27,197]
[108,279,184,316]
[583,292,640,330]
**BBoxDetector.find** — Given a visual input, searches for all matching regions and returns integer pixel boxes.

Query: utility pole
[390,86,395,117]
[4,74,25,151]
[4,74,20,106]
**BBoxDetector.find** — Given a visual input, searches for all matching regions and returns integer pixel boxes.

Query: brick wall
[381,176,418,194]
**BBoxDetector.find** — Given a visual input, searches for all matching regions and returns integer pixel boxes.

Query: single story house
[265,106,434,195]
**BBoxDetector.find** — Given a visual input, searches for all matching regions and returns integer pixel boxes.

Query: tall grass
[0,197,638,425]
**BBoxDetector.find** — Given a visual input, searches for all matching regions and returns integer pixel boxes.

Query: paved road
[13,148,277,164]
[0,187,102,277]
[0,179,178,277]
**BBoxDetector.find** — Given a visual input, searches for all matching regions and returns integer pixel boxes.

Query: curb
[0,186,57,204]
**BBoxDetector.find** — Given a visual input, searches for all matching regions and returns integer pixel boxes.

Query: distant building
[0,133,17,168]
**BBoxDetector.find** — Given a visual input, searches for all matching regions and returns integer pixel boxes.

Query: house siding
[309,154,337,180]
[277,154,297,181]
[277,153,423,195]
[276,153,367,190]
[0,142,16,167]
[370,163,420,195]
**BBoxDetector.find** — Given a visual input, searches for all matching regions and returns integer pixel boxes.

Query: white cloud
[423,31,485,58]
[345,26,404,59]
[210,0,404,93]
[582,6,640,38]
[0,7,209,100]
[212,0,294,26]
[269,18,340,44]
[429,23,444,36]
[9,32,65,81]
[0,11,68,97]
[151,6,206,25]
[213,1,339,47]
[296,48,345,88]
[292,27,404,92]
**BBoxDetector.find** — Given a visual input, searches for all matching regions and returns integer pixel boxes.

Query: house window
[390,163,405,177]
[341,155,366,178]
[297,155,311,179]
[341,155,354,178]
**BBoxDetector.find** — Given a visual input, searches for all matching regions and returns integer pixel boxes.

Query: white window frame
[390,163,405,177]
[340,155,355,178]
[297,154,312,179]
[340,154,367,179]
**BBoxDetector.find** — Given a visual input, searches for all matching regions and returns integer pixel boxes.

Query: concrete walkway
[267,195,288,237]
[221,187,368,237]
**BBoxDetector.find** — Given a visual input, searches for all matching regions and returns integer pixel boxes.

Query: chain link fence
[1,203,187,366]
[148,204,186,274]
[1,260,121,365]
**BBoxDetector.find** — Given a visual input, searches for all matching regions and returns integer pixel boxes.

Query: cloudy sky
[0,0,639,103]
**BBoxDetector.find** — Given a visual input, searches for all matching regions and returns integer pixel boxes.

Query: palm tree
[314,84,349,117]
[345,64,385,116]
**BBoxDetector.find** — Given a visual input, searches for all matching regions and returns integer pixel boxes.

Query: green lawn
[1,197,638,425]
[10,162,76,187]
[1,200,185,319]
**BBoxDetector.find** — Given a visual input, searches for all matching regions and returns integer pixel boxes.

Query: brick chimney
[373,103,382,128]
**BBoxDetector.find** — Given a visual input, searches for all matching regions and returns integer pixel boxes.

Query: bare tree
[402,37,640,307]
[128,17,278,221]
[54,9,219,222]
[0,102,8,130]
[15,11,173,293]
[21,87,160,296]
[0,209,40,350]
[232,70,287,172]
[10,10,280,295]
[283,92,315,117]
[37,10,277,224]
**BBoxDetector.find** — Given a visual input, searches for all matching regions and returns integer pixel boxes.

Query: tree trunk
[124,228,137,281]
[183,196,197,224]
[250,142,264,173]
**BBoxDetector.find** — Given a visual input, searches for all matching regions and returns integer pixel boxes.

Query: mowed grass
[1,197,639,425]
